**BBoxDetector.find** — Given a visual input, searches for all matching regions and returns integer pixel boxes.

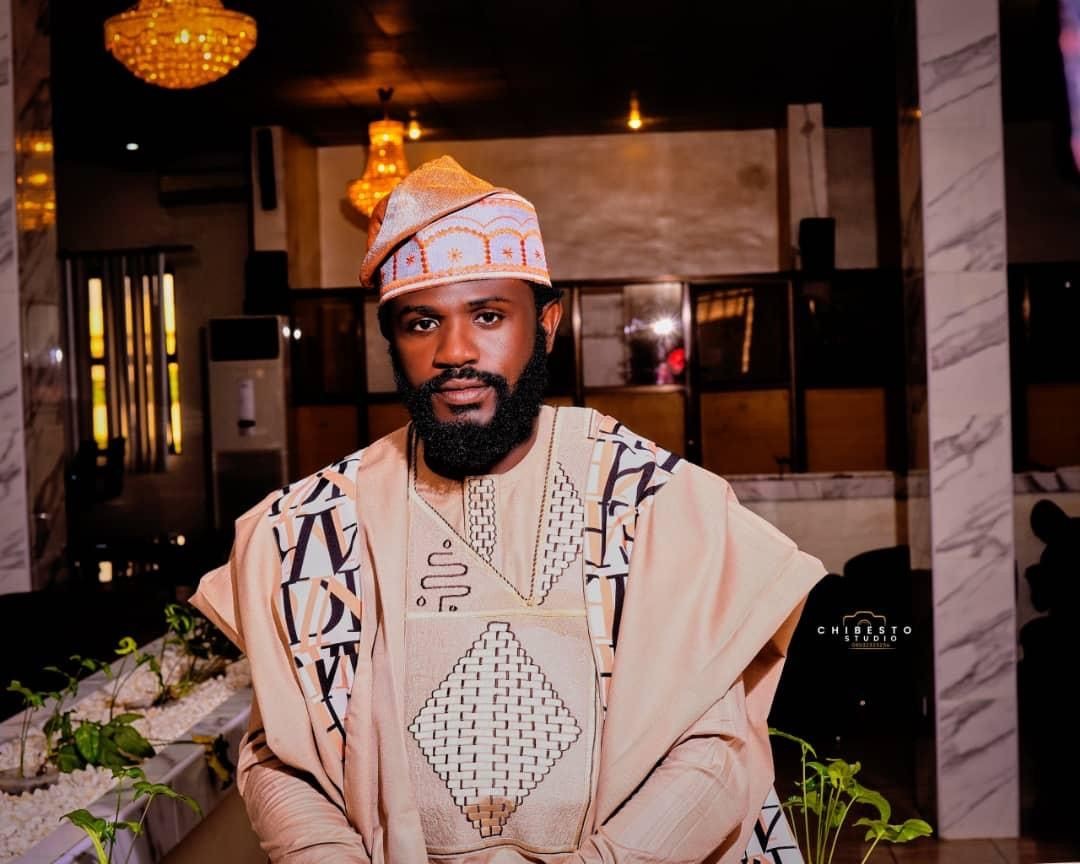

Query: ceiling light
[628,92,643,131]
[125,142,139,151]
[105,0,257,90]
[347,88,410,217]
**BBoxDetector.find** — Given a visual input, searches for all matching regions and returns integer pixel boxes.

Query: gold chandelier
[105,0,257,90]
[347,89,411,217]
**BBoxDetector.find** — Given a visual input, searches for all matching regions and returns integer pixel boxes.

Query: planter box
[0,638,251,864]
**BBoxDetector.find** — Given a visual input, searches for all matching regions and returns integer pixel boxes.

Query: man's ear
[538,298,563,354]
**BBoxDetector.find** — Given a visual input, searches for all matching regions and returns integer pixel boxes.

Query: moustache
[418,367,509,396]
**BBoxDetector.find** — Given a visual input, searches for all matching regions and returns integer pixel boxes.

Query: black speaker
[244,250,289,316]
[254,127,278,211]
[798,217,835,275]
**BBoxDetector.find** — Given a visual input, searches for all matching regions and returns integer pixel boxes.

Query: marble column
[13,0,65,591]
[0,0,65,595]
[0,0,31,594]
[915,0,1019,839]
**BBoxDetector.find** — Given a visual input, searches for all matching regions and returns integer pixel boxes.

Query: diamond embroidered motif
[408,621,582,839]
[536,462,584,603]
[466,476,497,564]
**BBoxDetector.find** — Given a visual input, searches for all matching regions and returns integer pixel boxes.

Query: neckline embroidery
[408,407,561,607]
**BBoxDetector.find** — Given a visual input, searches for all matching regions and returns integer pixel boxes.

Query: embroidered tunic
[192,406,825,863]
[406,408,600,855]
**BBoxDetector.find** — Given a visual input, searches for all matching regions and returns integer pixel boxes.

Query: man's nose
[432,317,478,369]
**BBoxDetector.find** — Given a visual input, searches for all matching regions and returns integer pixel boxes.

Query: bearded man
[193,156,825,863]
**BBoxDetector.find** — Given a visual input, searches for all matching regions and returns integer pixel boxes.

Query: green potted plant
[63,765,200,864]
[770,728,933,863]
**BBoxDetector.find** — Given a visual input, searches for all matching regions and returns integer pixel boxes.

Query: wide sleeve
[190,563,244,651]
[238,700,372,863]
[191,500,373,863]
[567,678,751,863]
[590,463,825,862]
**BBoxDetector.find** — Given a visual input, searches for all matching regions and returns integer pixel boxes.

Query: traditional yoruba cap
[358,155,552,305]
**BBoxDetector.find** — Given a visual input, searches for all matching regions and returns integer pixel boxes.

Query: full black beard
[391,325,549,479]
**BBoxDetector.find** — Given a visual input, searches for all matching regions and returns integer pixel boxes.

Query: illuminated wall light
[162,272,177,355]
[123,277,135,358]
[163,272,182,455]
[126,142,140,152]
[121,276,135,443]
[91,364,109,450]
[628,93,643,131]
[408,110,422,141]
[88,278,106,358]
[142,277,156,452]
[168,361,182,454]
[98,560,114,584]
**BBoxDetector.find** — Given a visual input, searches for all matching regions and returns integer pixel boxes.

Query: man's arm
[237,701,372,864]
[565,679,750,864]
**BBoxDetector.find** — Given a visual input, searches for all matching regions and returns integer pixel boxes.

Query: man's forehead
[392,278,534,313]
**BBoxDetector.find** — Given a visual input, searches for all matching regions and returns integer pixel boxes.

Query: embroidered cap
[359,156,552,305]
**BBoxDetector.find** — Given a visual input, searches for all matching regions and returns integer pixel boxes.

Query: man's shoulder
[575,409,694,505]
[587,411,684,468]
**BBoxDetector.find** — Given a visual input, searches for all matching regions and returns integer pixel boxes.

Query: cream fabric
[192,407,825,862]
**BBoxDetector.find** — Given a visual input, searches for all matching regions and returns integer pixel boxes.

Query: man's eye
[475,311,503,325]
[408,318,438,332]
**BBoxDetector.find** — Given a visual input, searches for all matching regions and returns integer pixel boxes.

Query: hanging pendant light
[347,88,410,217]
[105,0,257,90]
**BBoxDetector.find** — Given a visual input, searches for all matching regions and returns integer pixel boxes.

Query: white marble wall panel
[14,0,63,590]
[0,0,29,594]
[921,131,1006,271]
[0,299,28,573]
[0,0,10,155]
[915,0,1018,838]
[742,496,900,577]
[917,0,1003,131]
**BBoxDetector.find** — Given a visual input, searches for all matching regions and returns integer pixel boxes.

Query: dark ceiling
[50,0,1068,164]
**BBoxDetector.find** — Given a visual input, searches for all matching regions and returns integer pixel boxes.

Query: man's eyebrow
[466,296,512,308]
[397,303,440,319]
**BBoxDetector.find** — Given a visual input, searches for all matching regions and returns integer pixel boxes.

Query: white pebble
[0,649,246,862]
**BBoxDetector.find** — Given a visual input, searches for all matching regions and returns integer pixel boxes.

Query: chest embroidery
[536,462,585,602]
[408,621,583,839]
[419,539,473,612]
[466,476,497,565]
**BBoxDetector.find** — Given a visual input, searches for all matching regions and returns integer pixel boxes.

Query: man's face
[387,278,562,476]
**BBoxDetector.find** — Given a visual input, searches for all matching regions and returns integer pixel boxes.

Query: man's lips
[434,383,492,405]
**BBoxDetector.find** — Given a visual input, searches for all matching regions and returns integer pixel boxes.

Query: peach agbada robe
[193,407,825,862]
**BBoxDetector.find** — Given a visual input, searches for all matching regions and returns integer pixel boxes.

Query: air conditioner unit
[206,315,290,533]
